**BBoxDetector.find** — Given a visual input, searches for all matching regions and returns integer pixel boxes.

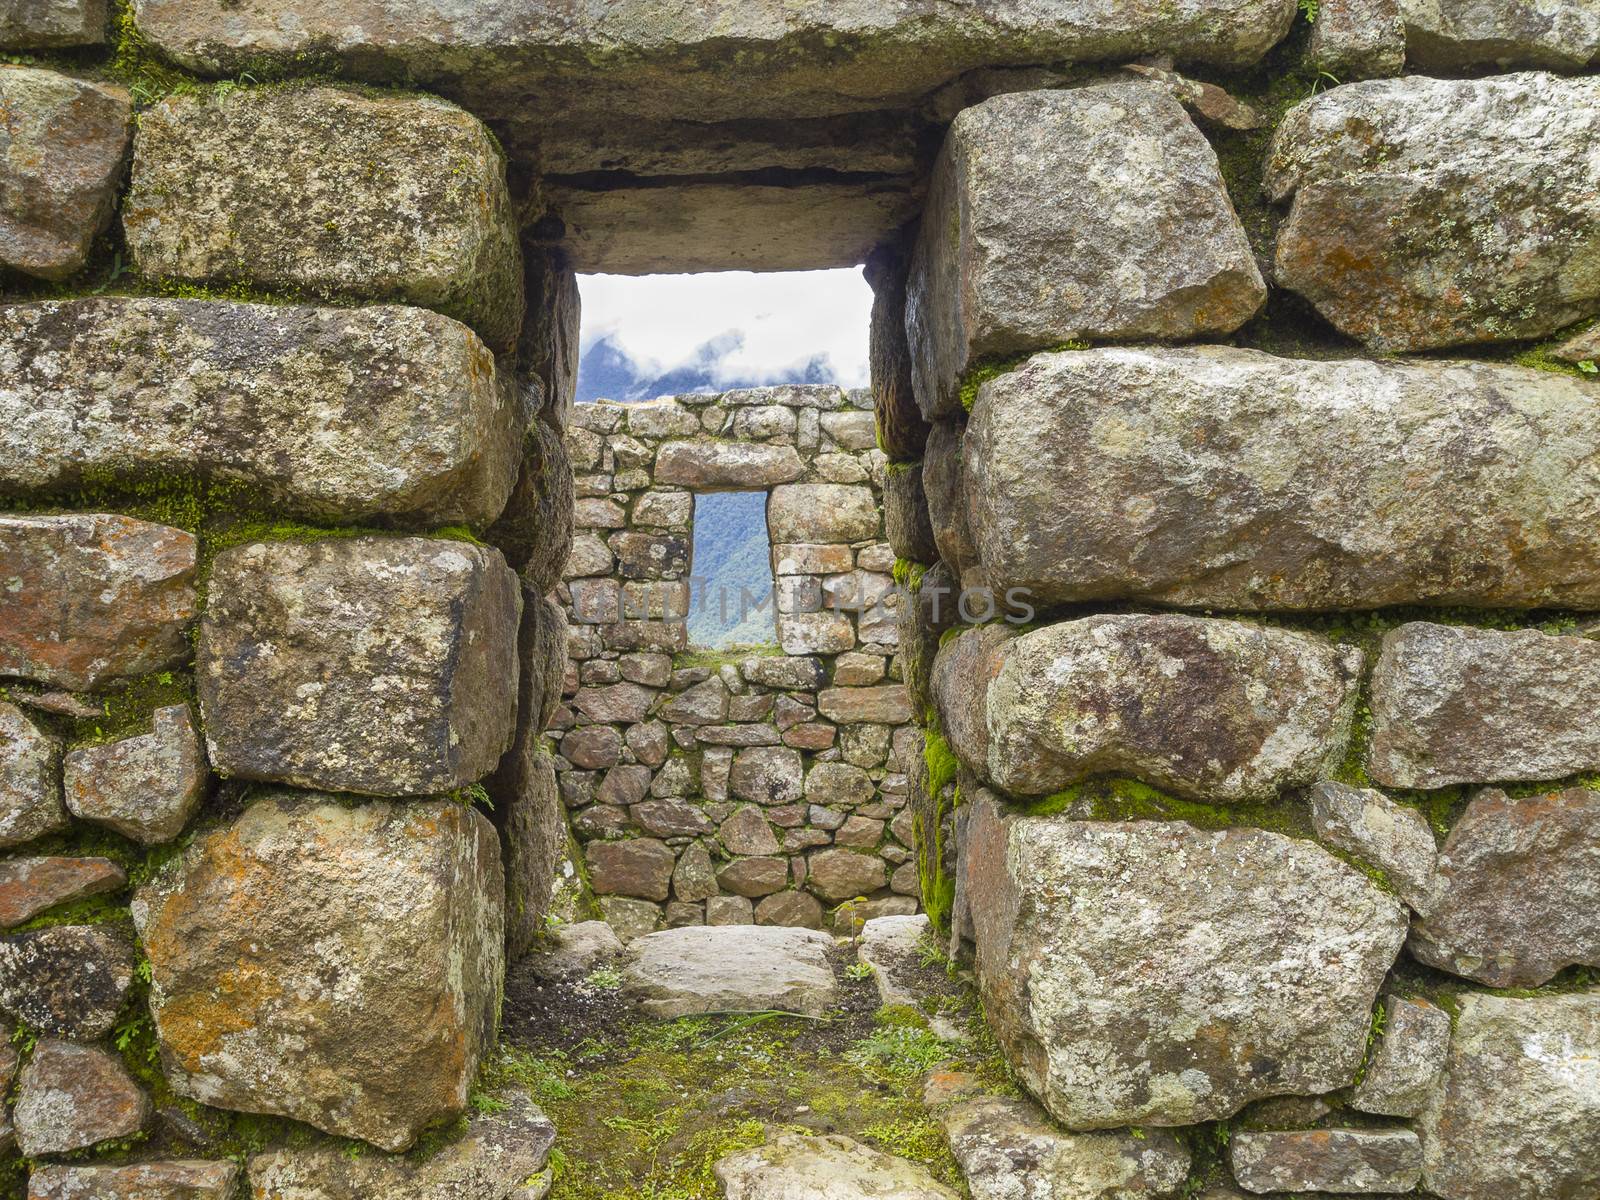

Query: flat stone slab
[942,1094,1190,1200]
[1268,73,1600,351]
[0,0,108,47]
[0,513,196,692]
[1,299,522,529]
[716,1132,960,1200]
[1404,0,1600,70]
[197,537,519,797]
[0,67,130,280]
[29,1161,239,1200]
[1230,1128,1423,1194]
[125,85,522,351]
[1367,622,1600,788]
[964,346,1600,611]
[0,856,124,928]
[623,925,839,1019]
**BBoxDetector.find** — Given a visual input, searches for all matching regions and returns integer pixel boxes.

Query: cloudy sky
[575,269,874,402]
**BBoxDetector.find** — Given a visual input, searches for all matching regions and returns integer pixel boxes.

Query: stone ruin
[1,0,1599,1198]
[555,389,921,939]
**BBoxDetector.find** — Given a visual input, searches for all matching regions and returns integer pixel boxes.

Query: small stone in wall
[198,537,519,797]
[942,1094,1190,1200]
[587,838,677,902]
[563,725,623,770]
[805,762,874,807]
[1408,787,1600,987]
[730,747,805,806]
[1308,0,1405,78]
[1367,622,1600,789]
[672,843,718,903]
[0,857,124,929]
[654,440,804,488]
[0,514,197,693]
[1309,781,1438,912]
[0,68,130,280]
[817,685,912,726]
[29,1160,239,1200]
[133,793,504,1151]
[906,81,1263,418]
[0,0,108,46]
[64,705,210,844]
[1554,323,1600,365]
[706,895,755,926]
[599,896,663,943]
[718,856,790,898]
[0,924,134,1040]
[719,806,781,856]
[1418,991,1600,1200]
[124,86,523,351]
[755,891,823,928]
[1229,1128,1422,1194]
[778,611,856,656]
[0,702,67,849]
[1269,73,1600,350]
[1352,995,1452,1118]
[965,807,1407,1127]
[14,1040,149,1157]
[806,849,887,903]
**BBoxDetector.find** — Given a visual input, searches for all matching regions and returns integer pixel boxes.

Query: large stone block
[486,418,575,594]
[1268,73,1600,351]
[1229,1129,1422,1194]
[623,925,838,1018]
[64,704,210,844]
[197,537,519,797]
[0,513,196,692]
[1418,991,1600,1200]
[1403,0,1600,70]
[1408,787,1600,987]
[907,82,1263,419]
[768,484,878,545]
[865,244,930,463]
[717,1132,959,1200]
[0,299,522,529]
[0,924,133,1039]
[654,440,804,488]
[977,615,1360,802]
[0,68,130,280]
[1367,623,1600,788]
[124,85,522,351]
[1309,0,1405,78]
[132,793,504,1152]
[14,1040,148,1157]
[965,346,1600,610]
[29,1161,239,1200]
[0,0,107,47]
[964,809,1407,1128]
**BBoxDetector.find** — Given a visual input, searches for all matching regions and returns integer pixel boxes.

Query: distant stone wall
[552,389,921,938]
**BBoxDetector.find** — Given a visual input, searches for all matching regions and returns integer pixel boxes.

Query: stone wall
[552,390,920,938]
[3,0,1600,1196]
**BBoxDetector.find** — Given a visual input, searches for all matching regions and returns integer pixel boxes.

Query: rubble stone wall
[2,0,1599,1196]
[551,390,920,940]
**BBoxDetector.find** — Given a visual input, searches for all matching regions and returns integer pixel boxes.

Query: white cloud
[578,269,874,389]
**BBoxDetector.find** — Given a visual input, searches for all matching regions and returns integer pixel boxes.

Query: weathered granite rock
[654,441,804,488]
[0,68,130,280]
[719,806,780,856]
[1418,991,1600,1200]
[1408,787,1600,987]
[0,924,133,1039]
[14,1040,148,1157]
[965,347,1600,610]
[1268,73,1600,350]
[125,85,521,351]
[248,1091,556,1200]
[0,300,521,528]
[981,615,1360,802]
[1351,995,1452,1118]
[0,514,196,692]
[907,82,1263,419]
[64,705,209,843]
[525,920,624,982]
[198,537,519,797]
[768,484,878,544]
[495,747,565,962]
[0,0,107,46]
[1230,1128,1422,1194]
[29,1161,239,1200]
[0,856,123,928]
[0,702,66,848]
[717,856,789,899]
[599,896,662,942]
[716,1132,960,1200]
[488,418,575,594]
[884,465,938,565]
[1554,323,1600,365]
[1309,781,1438,912]
[132,793,504,1151]
[943,1094,1190,1200]
[806,849,887,902]
[1368,623,1600,788]
[965,810,1407,1127]
[866,245,930,464]
[587,838,676,902]
[1310,0,1405,78]
[923,422,977,581]
[1403,0,1600,69]
[1119,63,1267,131]
[624,925,837,1018]
[730,747,804,806]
